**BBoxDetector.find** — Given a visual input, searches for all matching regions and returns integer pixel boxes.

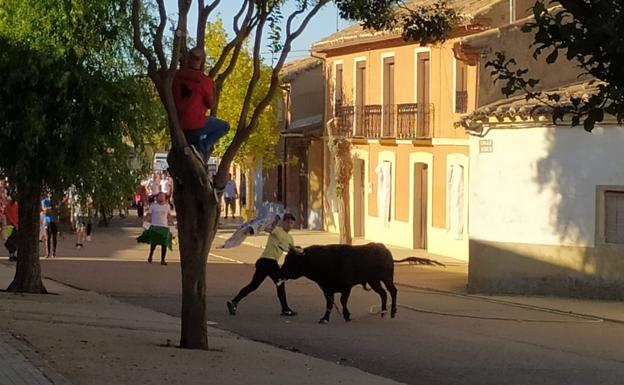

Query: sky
[162,0,353,64]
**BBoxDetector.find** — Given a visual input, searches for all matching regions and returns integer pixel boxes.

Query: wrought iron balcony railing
[334,103,434,139]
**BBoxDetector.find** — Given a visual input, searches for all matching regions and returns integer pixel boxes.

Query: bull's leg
[320,289,334,324]
[383,279,398,318]
[340,289,352,322]
[368,281,388,317]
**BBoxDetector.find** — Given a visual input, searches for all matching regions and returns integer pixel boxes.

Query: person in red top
[172,46,230,161]
[3,195,18,261]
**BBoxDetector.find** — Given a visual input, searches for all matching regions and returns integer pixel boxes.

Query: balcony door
[382,56,395,137]
[416,51,430,136]
[355,60,366,136]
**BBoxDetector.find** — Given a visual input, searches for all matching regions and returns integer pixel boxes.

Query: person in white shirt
[137,192,173,265]
[148,173,161,203]
[160,171,172,196]
[223,173,238,219]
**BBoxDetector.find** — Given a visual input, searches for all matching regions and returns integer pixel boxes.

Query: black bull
[278,242,445,323]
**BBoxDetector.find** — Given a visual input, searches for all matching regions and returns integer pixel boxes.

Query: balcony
[334,103,434,139]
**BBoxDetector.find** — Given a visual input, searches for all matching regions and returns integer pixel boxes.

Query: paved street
[4,217,622,385]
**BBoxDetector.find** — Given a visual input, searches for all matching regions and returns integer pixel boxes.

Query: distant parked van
[153,152,168,172]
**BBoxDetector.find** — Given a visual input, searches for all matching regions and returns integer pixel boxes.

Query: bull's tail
[394,256,446,268]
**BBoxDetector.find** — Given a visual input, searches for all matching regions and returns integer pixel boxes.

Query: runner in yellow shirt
[227,213,298,316]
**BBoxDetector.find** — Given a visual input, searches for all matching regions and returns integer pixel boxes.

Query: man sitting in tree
[172,46,230,162]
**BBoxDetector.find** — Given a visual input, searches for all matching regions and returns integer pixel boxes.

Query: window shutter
[605,192,624,243]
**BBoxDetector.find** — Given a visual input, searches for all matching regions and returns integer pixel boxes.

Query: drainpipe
[310,50,327,230]
[279,83,291,209]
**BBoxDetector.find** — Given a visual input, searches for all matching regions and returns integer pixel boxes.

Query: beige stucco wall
[320,33,477,260]
[469,239,624,299]
[288,65,324,125]
[322,140,469,260]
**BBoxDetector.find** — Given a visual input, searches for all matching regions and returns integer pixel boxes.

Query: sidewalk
[0,264,404,385]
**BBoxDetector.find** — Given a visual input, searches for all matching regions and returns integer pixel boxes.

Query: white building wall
[469,125,624,247]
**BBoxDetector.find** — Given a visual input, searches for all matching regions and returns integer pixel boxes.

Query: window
[416,51,431,135]
[455,59,468,113]
[354,60,367,136]
[334,63,343,108]
[382,56,395,137]
[605,191,624,243]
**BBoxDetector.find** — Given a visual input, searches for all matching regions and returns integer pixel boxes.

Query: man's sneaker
[226,301,237,315]
[280,309,298,317]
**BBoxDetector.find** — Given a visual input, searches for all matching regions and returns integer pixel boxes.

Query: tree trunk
[7,184,47,293]
[245,158,255,219]
[168,147,219,350]
[327,123,353,245]
[338,184,352,245]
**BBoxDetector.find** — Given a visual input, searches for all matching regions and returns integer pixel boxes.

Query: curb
[395,282,624,324]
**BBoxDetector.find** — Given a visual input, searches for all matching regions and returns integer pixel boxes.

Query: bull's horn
[276,279,287,287]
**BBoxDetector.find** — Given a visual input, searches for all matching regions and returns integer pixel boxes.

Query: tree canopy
[204,20,280,168]
[0,0,166,293]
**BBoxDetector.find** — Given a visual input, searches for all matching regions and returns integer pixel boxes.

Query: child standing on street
[137,192,174,265]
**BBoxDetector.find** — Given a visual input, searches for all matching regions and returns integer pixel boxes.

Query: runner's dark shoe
[280,309,298,317]
[227,301,237,315]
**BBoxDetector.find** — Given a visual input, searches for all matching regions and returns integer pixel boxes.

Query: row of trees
[0,0,167,292]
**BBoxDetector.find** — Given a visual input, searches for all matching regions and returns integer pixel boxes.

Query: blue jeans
[183,117,230,157]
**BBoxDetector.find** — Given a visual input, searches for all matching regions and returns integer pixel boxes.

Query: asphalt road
[39,253,624,385]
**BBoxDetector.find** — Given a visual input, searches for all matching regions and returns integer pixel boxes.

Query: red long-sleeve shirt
[172,68,215,130]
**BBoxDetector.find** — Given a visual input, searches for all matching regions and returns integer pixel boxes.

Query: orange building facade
[314,0,524,260]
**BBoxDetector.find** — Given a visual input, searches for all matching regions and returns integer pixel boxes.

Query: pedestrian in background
[137,192,173,265]
[148,173,161,203]
[41,194,58,258]
[3,195,18,261]
[223,173,238,219]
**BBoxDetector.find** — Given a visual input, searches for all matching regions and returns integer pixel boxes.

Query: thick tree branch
[197,0,222,48]
[154,0,168,70]
[233,0,250,34]
[131,0,158,76]
[208,1,255,79]
[170,0,192,73]
[215,1,328,186]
